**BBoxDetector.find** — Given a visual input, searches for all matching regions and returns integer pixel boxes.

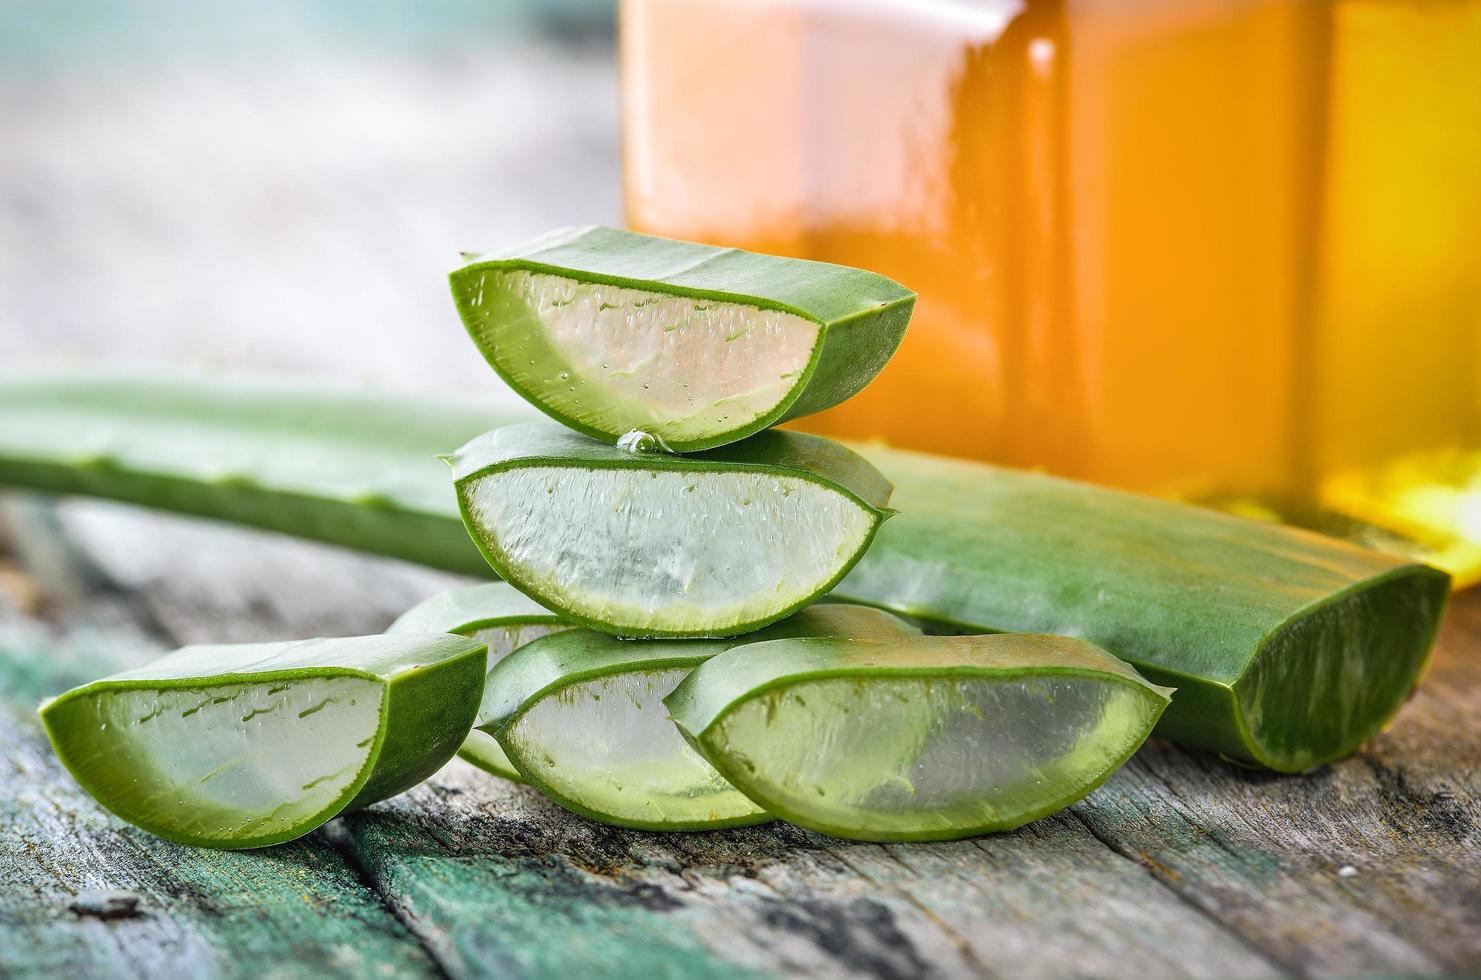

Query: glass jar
[620,0,1481,584]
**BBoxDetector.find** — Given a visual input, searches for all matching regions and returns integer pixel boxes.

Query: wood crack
[315,822,455,980]
[1067,807,1299,977]
[835,844,997,979]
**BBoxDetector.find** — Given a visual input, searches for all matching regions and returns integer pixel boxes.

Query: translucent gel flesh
[48,676,381,842]
[457,622,572,779]
[467,468,874,633]
[485,270,821,445]
[706,675,1153,837]
[503,667,764,826]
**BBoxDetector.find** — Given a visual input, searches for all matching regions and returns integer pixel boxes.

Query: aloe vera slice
[483,604,918,830]
[38,633,487,849]
[665,633,1172,842]
[450,422,894,638]
[451,226,914,452]
[836,447,1453,772]
[0,377,1449,770]
[387,582,573,780]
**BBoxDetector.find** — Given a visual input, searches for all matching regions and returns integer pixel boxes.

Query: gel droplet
[616,429,677,455]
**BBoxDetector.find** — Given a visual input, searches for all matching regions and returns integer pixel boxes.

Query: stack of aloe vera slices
[34,227,1178,847]
[435,228,1174,839]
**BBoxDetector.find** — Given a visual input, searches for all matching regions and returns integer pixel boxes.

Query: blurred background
[624,0,1481,586]
[1,0,616,404]
[3,0,1480,585]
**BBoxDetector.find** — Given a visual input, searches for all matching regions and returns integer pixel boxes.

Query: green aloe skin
[38,634,487,849]
[386,582,574,781]
[839,447,1453,772]
[450,422,895,639]
[0,374,524,576]
[0,376,1450,771]
[451,226,915,452]
[666,633,1174,842]
[481,603,920,831]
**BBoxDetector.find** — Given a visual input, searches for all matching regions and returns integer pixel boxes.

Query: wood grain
[2,495,1476,978]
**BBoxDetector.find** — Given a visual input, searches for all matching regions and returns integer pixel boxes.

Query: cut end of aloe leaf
[1231,565,1450,772]
[502,662,767,831]
[470,268,819,448]
[387,582,573,781]
[39,634,486,849]
[457,621,573,780]
[667,633,1172,842]
[452,423,893,638]
[486,631,769,830]
[451,226,914,451]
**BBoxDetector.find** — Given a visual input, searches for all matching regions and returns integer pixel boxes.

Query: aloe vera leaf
[0,374,525,575]
[451,226,915,452]
[387,582,573,780]
[38,633,487,849]
[835,447,1453,773]
[0,377,1448,770]
[482,603,919,831]
[665,633,1172,842]
[450,422,894,638]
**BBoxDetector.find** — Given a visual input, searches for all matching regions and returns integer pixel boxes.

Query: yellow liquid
[620,0,1481,584]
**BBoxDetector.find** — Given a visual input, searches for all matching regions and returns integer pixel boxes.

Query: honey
[620,0,1481,583]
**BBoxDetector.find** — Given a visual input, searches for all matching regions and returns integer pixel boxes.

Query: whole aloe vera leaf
[39,633,486,849]
[483,603,918,831]
[0,374,524,576]
[665,633,1172,842]
[452,226,915,452]
[387,582,574,780]
[0,376,1449,771]
[449,422,894,638]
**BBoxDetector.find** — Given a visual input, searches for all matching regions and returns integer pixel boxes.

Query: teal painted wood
[4,496,1477,978]
[0,510,440,979]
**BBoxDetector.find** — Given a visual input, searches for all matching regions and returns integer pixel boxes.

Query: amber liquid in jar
[620,0,1481,583]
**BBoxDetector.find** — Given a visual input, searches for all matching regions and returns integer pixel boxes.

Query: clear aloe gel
[449,422,894,638]
[387,582,573,780]
[483,604,919,830]
[666,633,1174,842]
[450,225,914,452]
[39,633,486,849]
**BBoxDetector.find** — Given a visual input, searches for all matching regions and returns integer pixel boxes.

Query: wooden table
[1,493,1477,979]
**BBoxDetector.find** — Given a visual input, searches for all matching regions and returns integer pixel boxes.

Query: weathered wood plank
[332,760,1286,979]
[34,498,1481,978]
[0,499,441,980]
[1072,606,1481,976]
